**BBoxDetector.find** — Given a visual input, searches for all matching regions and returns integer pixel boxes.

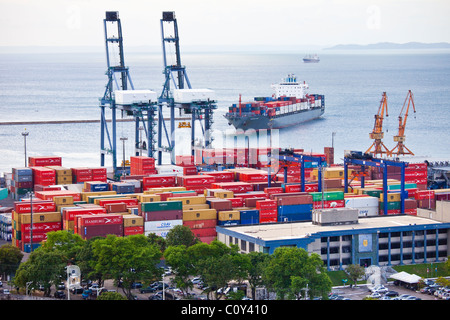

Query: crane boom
[366,92,392,157]
[390,90,416,156]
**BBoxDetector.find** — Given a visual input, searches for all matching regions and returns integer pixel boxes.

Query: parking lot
[331,283,440,300]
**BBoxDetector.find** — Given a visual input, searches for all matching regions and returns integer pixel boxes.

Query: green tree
[188,240,241,300]
[14,249,66,296]
[165,225,199,247]
[0,244,23,282]
[40,230,85,264]
[263,247,332,300]
[246,251,270,300]
[345,264,365,287]
[76,236,105,286]
[91,234,162,300]
[164,245,194,295]
[96,291,127,300]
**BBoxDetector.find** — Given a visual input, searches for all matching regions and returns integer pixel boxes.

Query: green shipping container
[309,191,344,202]
[141,200,183,212]
[379,201,401,210]
[388,183,417,191]
[363,189,382,198]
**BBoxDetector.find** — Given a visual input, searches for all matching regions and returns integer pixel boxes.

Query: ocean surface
[0,50,449,175]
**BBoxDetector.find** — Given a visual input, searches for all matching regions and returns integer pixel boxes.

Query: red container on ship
[28,156,62,167]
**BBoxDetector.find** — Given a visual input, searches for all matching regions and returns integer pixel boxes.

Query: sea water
[0,50,449,174]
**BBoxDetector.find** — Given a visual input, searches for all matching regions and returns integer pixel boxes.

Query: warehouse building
[216,203,450,270]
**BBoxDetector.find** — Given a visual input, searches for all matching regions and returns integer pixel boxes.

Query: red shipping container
[256,200,277,210]
[406,163,427,171]
[98,198,139,207]
[244,197,267,208]
[35,190,81,202]
[404,208,417,216]
[207,198,232,211]
[79,224,123,240]
[28,156,62,167]
[105,203,127,213]
[155,192,173,201]
[183,166,198,175]
[31,167,56,177]
[14,200,56,214]
[198,236,216,244]
[143,210,182,222]
[21,221,61,233]
[143,175,176,187]
[313,199,345,209]
[285,184,301,193]
[185,185,210,194]
[63,207,107,221]
[259,208,277,217]
[264,187,284,195]
[277,194,313,206]
[179,175,215,186]
[124,226,144,236]
[176,155,194,166]
[201,171,234,182]
[260,216,277,224]
[229,197,244,208]
[191,227,217,237]
[78,214,123,226]
[415,190,435,200]
[21,232,48,242]
[183,219,217,229]
[72,168,93,176]
[211,182,254,193]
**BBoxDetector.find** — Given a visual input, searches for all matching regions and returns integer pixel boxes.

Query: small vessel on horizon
[303,54,320,63]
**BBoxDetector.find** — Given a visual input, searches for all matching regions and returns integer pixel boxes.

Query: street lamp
[22,129,29,167]
[120,137,128,177]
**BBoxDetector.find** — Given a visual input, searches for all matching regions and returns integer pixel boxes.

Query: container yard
[1,146,447,254]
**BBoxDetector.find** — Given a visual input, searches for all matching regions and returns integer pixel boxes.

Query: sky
[1,0,450,51]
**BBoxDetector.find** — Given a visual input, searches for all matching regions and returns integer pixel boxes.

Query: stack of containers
[110,182,135,194]
[415,190,436,210]
[62,206,107,232]
[404,163,427,190]
[256,199,277,224]
[47,166,72,185]
[141,200,183,238]
[31,167,56,187]
[0,212,12,241]
[217,210,240,226]
[310,191,345,209]
[72,168,93,184]
[123,215,144,236]
[75,214,123,240]
[283,183,319,193]
[379,192,403,215]
[130,156,157,175]
[12,199,59,252]
[274,193,313,222]
[11,168,33,200]
[92,167,107,182]
[183,208,217,243]
[177,175,216,194]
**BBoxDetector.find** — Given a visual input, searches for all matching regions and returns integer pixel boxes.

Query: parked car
[367,292,382,299]
[140,286,156,293]
[398,294,412,300]
[54,290,66,299]
[131,282,143,289]
[385,290,399,297]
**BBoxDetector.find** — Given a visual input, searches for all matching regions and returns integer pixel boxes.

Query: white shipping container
[114,90,158,105]
[172,89,216,103]
[345,196,379,217]
[145,230,171,238]
[144,219,182,231]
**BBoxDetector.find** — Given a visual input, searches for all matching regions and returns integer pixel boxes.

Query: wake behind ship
[224,74,325,130]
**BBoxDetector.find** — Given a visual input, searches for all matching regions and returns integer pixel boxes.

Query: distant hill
[325,42,450,50]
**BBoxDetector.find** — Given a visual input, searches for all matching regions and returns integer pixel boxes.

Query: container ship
[224,74,325,130]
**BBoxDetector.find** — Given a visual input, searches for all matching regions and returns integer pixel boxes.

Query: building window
[249,242,255,252]
[241,239,247,251]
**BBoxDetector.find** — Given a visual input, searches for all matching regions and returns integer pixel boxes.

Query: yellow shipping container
[183,204,210,210]
[54,195,74,206]
[83,191,117,203]
[218,210,240,221]
[138,194,161,203]
[123,215,144,227]
[183,209,217,221]
[144,187,186,194]
[56,176,73,184]
[380,192,401,202]
[169,195,206,205]
[20,212,61,225]
[213,190,234,199]
[47,166,72,176]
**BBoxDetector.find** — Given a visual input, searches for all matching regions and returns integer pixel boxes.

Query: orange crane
[390,90,416,156]
[366,92,392,157]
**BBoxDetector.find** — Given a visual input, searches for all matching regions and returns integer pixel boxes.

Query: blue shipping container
[277,212,311,222]
[277,204,313,215]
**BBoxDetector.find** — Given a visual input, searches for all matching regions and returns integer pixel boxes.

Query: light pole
[22,129,29,167]
[120,137,128,177]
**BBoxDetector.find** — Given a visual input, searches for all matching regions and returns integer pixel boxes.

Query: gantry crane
[157,11,216,165]
[366,92,391,157]
[99,11,158,175]
[390,90,416,156]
